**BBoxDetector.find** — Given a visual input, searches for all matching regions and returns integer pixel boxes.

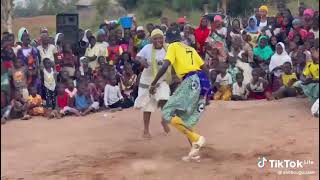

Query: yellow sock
[170,116,200,143]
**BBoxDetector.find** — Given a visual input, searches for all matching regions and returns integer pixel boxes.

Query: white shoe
[188,136,206,157]
[182,155,201,162]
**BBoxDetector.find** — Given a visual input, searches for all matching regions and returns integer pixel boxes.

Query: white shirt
[216,73,232,86]
[136,44,166,85]
[310,29,319,39]
[236,60,252,85]
[37,44,57,63]
[232,83,248,98]
[104,84,123,106]
[43,68,56,91]
[259,20,268,31]
[217,27,227,37]
[85,42,109,70]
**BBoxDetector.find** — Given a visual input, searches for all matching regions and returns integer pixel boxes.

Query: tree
[1,0,14,33]
[119,0,138,10]
[95,0,110,17]
[172,0,199,15]
[14,0,39,17]
[139,0,165,17]
[40,0,64,15]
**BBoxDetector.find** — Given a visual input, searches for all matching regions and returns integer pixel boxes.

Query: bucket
[120,16,133,29]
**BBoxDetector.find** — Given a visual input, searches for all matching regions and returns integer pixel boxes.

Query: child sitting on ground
[232,73,249,101]
[246,68,272,100]
[227,56,241,84]
[10,91,31,120]
[9,58,29,100]
[214,62,232,101]
[104,77,125,111]
[236,51,253,85]
[272,62,298,99]
[27,86,45,116]
[65,79,77,99]
[119,63,137,107]
[51,83,80,118]
[209,70,219,100]
[75,83,99,116]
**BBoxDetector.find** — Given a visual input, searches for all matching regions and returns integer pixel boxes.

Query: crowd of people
[1,2,319,126]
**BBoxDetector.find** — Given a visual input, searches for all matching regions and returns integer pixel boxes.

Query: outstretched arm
[149,60,171,94]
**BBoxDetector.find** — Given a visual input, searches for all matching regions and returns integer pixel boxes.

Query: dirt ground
[1,98,319,180]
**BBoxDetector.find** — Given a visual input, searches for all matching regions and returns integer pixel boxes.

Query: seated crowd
[1,3,319,124]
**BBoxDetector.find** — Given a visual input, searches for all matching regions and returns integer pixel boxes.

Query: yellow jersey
[281,73,297,87]
[165,42,204,79]
[303,61,319,80]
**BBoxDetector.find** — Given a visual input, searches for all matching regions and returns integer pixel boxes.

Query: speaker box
[56,13,79,45]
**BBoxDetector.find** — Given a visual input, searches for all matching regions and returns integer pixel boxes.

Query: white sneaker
[182,155,201,162]
[189,136,206,157]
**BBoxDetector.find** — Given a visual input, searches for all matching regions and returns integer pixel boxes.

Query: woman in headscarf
[253,36,274,70]
[303,8,315,30]
[16,27,40,71]
[54,33,64,72]
[84,29,108,73]
[134,29,171,138]
[288,18,308,41]
[194,17,210,57]
[78,29,92,58]
[269,42,292,91]
[210,15,227,50]
[227,18,242,51]
[274,16,292,43]
[246,16,260,47]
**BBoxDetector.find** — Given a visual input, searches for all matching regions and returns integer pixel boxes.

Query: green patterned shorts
[161,74,206,128]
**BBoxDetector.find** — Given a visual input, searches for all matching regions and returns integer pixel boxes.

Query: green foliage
[95,0,110,17]
[14,0,78,17]
[228,0,264,16]
[119,0,138,10]
[40,0,64,15]
[14,0,39,17]
[138,0,165,18]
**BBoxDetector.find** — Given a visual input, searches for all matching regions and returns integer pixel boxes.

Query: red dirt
[1,98,319,180]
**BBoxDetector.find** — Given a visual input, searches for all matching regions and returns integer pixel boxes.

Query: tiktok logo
[257,157,268,168]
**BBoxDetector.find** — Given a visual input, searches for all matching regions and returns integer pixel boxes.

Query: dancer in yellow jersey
[149,26,212,161]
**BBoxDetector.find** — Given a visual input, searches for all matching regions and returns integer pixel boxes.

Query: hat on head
[292,18,301,26]
[166,26,181,43]
[214,15,223,22]
[259,5,268,12]
[304,8,315,17]
[137,26,144,31]
[151,29,164,38]
[177,17,187,24]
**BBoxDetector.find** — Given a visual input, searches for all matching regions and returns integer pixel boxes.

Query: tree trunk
[1,0,14,33]
[7,10,13,33]
[221,0,228,15]
[203,3,208,15]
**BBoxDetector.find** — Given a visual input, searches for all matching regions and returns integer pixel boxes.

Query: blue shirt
[75,94,90,110]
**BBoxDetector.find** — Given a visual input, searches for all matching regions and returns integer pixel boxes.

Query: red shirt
[57,92,68,109]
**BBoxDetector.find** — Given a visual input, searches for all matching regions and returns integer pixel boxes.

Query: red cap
[177,17,186,24]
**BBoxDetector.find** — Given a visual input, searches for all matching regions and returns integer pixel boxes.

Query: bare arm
[150,60,171,87]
